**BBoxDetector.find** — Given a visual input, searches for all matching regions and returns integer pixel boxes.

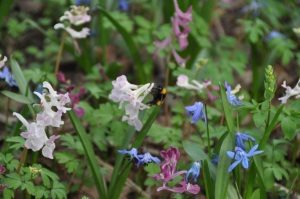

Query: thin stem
[236,111,239,131]
[204,103,211,157]
[17,148,28,173]
[54,32,67,76]
[264,101,271,134]
[163,48,172,126]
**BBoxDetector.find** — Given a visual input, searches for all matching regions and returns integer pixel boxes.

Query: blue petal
[227,151,235,159]
[241,157,249,169]
[228,159,242,172]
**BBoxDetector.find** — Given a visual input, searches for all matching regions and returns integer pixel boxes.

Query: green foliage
[241,18,270,43]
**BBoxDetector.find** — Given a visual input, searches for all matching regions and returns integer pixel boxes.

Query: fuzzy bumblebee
[147,85,167,106]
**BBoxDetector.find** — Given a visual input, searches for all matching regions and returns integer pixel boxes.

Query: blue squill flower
[186,161,201,183]
[235,132,256,150]
[119,0,129,11]
[212,153,219,164]
[227,144,263,172]
[185,102,207,124]
[75,0,91,6]
[118,148,139,161]
[137,152,160,167]
[266,31,286,42]
[225,82,242,107]
[0,66,18,87]
[241,0,267,15]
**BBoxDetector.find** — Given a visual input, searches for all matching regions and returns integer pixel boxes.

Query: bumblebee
[147,85,167,106]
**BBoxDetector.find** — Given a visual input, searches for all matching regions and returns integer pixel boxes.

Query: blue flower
[266,31,286,42]
[225,82,242,107]
[137,152,160,167]
[118,148,139,161]
[235,132,256,150]
[119,0,129,11]
[211,153,219,164]
[0,66,18,87]
[186,161,201,183]
[227,144,263,172]
[185,102,207,124]
[75,0,91,6]
[241,0,267,15]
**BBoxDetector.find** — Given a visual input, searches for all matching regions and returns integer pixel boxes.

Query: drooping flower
[225,82,242,107]
[109,75,154,131]
[0,55,7,69]
[227,144,263,172]
[118,148,139,161]
[186,161,201,183]
[119,0,129,11]
[235,132,256,150]
[137,152,161,167]
[211,153,219,164]
[185,102,207,124]
[176,74,211,91]
[0,66,18,87]
[278,79,300,104]
[42,135,61,159]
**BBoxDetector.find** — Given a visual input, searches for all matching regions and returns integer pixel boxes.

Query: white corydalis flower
[42,135,60,159]
[278,79,300,104]
[0,55,7,69]
[60,6,91,26]
[54,24,90,39]
[176,74,211,92]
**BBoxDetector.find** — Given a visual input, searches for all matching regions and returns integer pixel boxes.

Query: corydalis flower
[154,146,200,194]
[186,161,200,183]
[235,132,256,150]
[0,55,7,69]
[0,66,18,87]
[278,79,300,104]
[109,75,154,131]
[227,144,263,172]
[13,81,70,159]
[185,102,207,124]
[225,82,242,107]
[54,5,91,39]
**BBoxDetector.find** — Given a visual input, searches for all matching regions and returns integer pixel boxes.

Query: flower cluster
[109,75,154,131]
[118,148,160,167]
[57,72,86,117]
[227,131,263,172]
[54,5,91,39]
[185,101,207,124]
[176,74,218,101]
[153,0,193,66]
[278,79,300,104]
[13,82,71,159]
[153,146,200,194]
[225,82,243,107]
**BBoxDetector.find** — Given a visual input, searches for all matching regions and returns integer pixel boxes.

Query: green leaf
[51,182,67,199]
[24,181,35,195]
[203,159,214,199]
[281,117,297,140]
[1,91,34,104]
[3,188,14,199]
[253,112,266,127]
[6,136,25,150]
[41,173,51,188]
[68,110,107,199]
[3,173,22,189]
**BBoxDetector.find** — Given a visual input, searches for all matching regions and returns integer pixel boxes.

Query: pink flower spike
[173,0,193,23]
[153,36,171,58]
[171,45,189,65]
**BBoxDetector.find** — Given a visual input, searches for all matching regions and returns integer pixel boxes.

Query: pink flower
[0,184,8,191]
[0,165,6,174]
[158,180,200,194]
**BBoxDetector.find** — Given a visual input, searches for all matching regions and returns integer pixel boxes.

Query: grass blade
[203,159,214,199]
[1,91,34,104]
[68,110,107,199]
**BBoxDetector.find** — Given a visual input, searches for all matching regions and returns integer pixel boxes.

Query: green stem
[54,32,67,76]
[17,148,28,173]
[204,103,211,157]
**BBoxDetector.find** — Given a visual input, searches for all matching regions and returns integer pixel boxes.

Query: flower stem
[54,32,67,76]
[17,147,28,173]
[204,103,211,157]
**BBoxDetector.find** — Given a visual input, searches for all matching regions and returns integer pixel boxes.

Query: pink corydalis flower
[157,180,200,194]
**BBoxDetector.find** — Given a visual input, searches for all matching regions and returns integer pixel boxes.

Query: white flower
[42,135,60,159]
[54,23,90,39]
[278,79,300,104]
[122,116,143,131]
[13,112,48,151]
[0,55,7,69]
[176,74,210,91]
[60,6,91,26]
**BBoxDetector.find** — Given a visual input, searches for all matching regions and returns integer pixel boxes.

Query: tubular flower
[109,75,154,131]
[153,146,200,194]
[185,102,207,124]
[118,148,160,167]
[118,148,139,161]
[227,145,263,172]
[278,79,300,104]
[13,81,70,159]
[235,132,256,151]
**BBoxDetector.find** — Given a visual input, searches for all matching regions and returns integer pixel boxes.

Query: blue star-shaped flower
[241,0,267,15]
[137,152,160,167]
[211,153,219,164]
[235,132,256,150]
[119,0,129,11]
[186,161,201,183]
[0,66,18,87]
[118,148,139,161]
[225,82,242,107]
[185,102,207,124]
[227,144,263,172]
